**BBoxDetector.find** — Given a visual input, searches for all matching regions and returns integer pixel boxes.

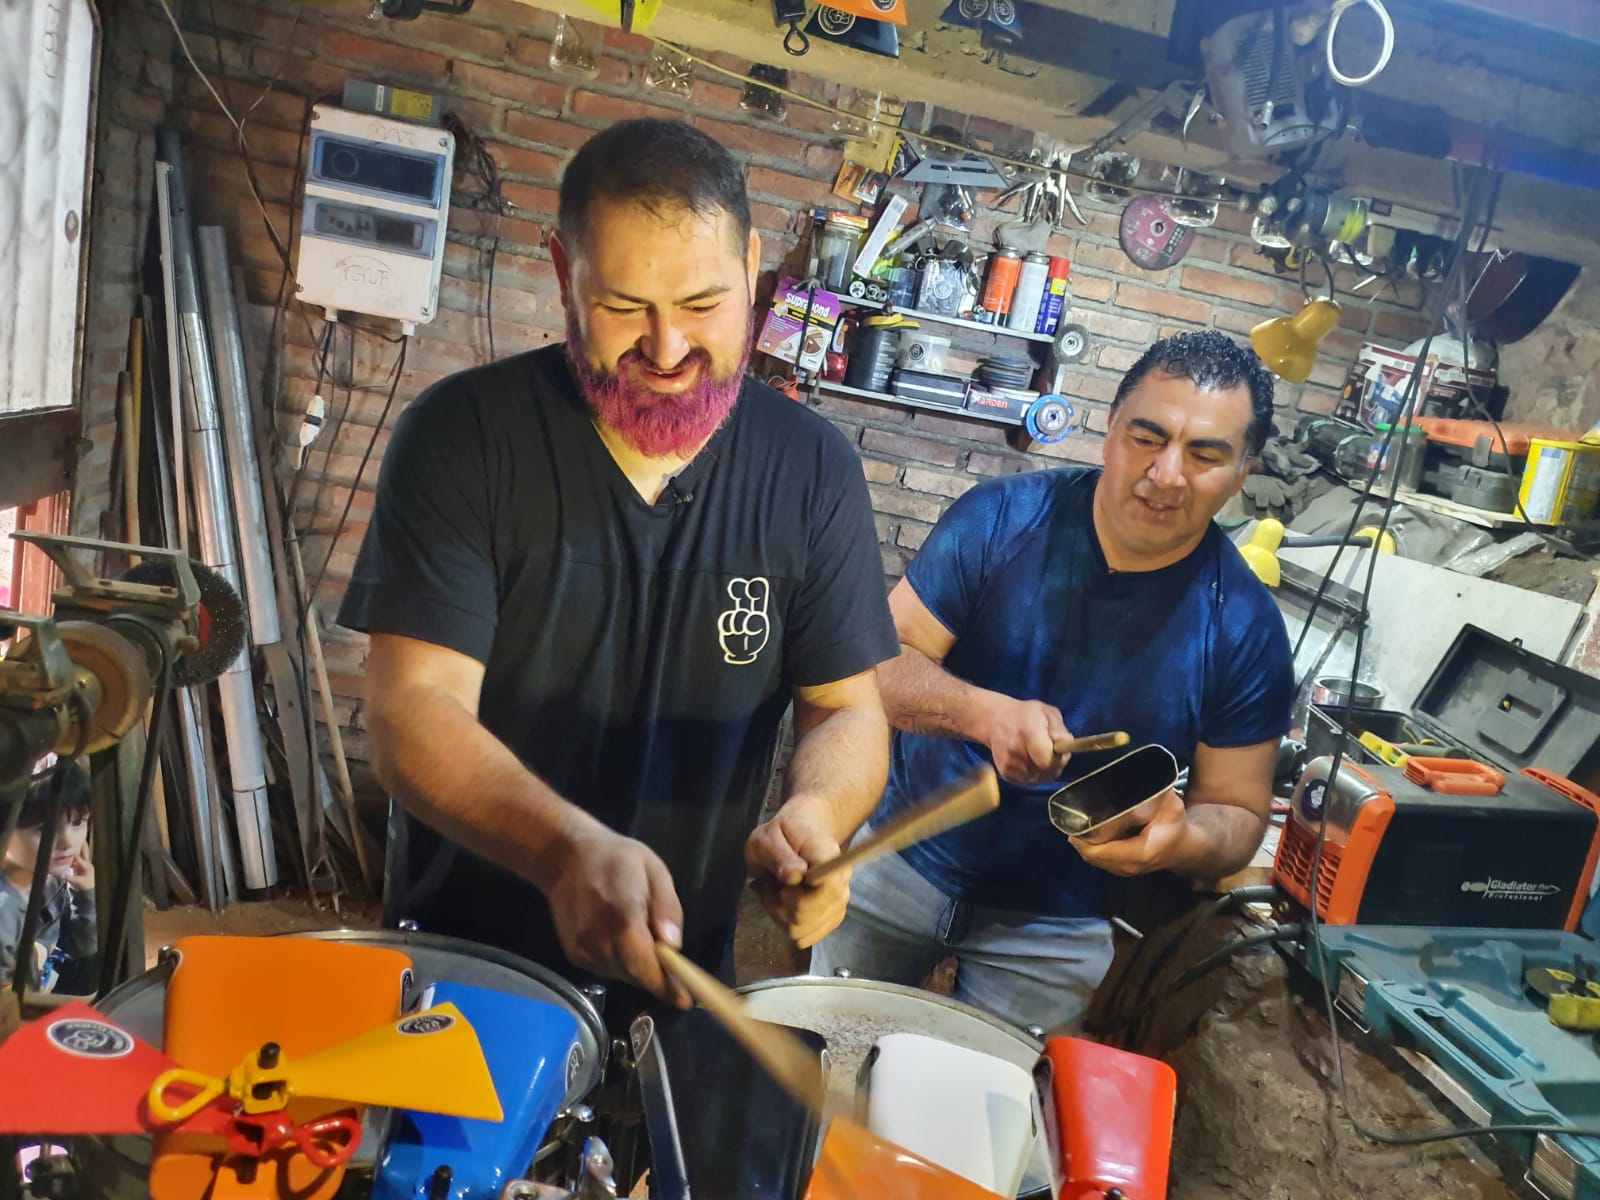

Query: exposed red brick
[1184,232,1234,262]
[1098,344,1142,372]
[897,522,932,551]
[1115,283,1210,325]
[484,141,562,180]
[500,181,560,216]
[1046,232,1074,260]
[746,166,838,210]
[1070,274,1114,303]
[503,110,596,150]
[911,412,1009,445]
[1076,308,1154,346]
[1072,240,1170,283]
[862,458,901,483]
[319,29,447,78]
[692,117,807,162]
[1180,266,1278,308]
[902,467,976,498]
[450,61,567,112]
[697,81,745,112]
[569,90,680,124]
[1033,432,1104,466]
[818,394,909,424]
[860,428,962,468]
[866,482,949,523]
[600,27,655,54]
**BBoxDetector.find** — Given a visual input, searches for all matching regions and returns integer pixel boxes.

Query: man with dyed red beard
[814,331,1295,1034]
[339,119,896,1018]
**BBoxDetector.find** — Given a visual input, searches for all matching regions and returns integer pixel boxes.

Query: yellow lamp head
[1250,298,1342,383]
[1238,518,1285,588]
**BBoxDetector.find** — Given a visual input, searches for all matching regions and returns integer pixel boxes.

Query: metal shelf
[811,379,1027,428]
[837,296,1056,344]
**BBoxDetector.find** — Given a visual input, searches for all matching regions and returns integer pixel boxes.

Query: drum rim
[735,974,1043,1053]
[98,927,610,1087]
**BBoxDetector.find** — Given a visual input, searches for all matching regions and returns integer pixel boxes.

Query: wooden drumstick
[655,943,827,1114]
[1052,731,1130,755]
[803,764,1000,885]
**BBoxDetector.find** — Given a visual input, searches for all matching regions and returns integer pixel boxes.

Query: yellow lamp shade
[1250,298,1342,383]
[1238,517,1285,588]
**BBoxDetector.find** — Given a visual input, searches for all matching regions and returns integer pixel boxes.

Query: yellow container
[1518,438,1600,524]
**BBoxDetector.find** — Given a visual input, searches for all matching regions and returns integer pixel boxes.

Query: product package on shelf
[757,279,842,376]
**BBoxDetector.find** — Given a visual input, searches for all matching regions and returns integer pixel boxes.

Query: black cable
[487,230,500,363]
[307,336,409,607]
[1293,168,1600,1151]
[7,702,91,998]
[98,617,174,997]
[1105,922,1306,1031]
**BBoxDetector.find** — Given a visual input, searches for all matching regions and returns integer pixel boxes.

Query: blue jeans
[810,833,1115,1035]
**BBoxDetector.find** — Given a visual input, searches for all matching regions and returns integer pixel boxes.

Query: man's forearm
[370,684,603,885]
[779,703,890,842]
[1170,802,1269,879]
[878,646,1003,743]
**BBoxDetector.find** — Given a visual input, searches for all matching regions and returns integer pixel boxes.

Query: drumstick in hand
[1052,731,1130,755]
[804,764,1000,885]
[655,943,827,1114]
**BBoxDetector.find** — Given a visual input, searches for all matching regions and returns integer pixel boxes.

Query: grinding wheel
[52,621,153,754]
[1054,323,1089,364]
[121,559,247,687]
[1024,395,1075,444]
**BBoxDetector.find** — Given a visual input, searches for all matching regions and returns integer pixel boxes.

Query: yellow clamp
[148,1049,291,1125]
[1358,731,1407,767]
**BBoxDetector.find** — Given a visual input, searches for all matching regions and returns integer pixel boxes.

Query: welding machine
[1273,625,1600,929]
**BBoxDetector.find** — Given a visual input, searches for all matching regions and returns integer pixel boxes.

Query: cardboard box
[757,278,841,375]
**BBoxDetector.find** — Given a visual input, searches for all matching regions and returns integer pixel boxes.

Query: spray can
[977,250,1023,324]
[1034,256,1072,336]
[1006,252,1052,332]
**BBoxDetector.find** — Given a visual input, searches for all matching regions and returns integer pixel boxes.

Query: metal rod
[154,164,189,557]
[195,227,282,648]
[157,131,277,891]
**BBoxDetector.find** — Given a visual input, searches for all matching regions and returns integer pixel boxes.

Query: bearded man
[339,119,896,1016]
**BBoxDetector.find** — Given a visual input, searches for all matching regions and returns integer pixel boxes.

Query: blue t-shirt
[874,466,1294,917]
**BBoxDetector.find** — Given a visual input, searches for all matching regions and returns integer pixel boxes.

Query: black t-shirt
[337,344,897,985]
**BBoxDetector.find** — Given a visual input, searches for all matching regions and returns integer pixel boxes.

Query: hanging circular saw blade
[1119,195,1195,270]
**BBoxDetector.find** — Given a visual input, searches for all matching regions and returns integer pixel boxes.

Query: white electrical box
[294,105,455,327]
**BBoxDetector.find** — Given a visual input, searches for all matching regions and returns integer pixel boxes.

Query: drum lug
[156,944,179,968]
[558,1102,595,1124]
[831,966,852,979]
[396,919,419,932]
[1026,1025,1047,1041]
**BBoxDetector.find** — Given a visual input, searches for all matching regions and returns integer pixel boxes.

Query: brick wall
[83,0,1438,785]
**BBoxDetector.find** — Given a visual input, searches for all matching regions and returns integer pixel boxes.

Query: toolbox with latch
[1274,624,1600,929]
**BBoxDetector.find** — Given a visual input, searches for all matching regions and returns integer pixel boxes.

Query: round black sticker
[398,1013,455,1035]
[48,1018,134,1059]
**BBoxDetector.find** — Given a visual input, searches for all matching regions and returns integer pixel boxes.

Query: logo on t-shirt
[717,577,771,665]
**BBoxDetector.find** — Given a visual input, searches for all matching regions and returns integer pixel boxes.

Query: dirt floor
[138,892,1536,1200]
[1487,543,1599,604]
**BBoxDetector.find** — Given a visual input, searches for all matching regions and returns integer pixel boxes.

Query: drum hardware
[627,1015,691,1200]
[656,943,827,1113]
[503,1137,619,1200]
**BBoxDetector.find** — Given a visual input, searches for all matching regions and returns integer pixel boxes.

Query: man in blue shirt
[812,331,1295,1032]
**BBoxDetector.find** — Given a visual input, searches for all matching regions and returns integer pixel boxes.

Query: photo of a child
[1,757,97,994]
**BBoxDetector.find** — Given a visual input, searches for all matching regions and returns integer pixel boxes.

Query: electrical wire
[307,336,409,607]
[1326,0,1395,88]
[1289,168,1600,1151]
[152,0,291,266]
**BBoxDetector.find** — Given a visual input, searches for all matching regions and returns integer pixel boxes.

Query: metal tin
[1034,256,1072,335]
[978,249,1023,323]
[1006,252,1051,332]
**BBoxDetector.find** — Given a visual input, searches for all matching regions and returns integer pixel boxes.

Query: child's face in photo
[4,811,90,880]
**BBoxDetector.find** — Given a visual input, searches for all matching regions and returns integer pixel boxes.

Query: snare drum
[78,929,607,1198]
[736,975,1053,1198]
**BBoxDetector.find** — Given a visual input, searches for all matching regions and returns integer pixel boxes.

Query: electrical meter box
[294,104,454,326]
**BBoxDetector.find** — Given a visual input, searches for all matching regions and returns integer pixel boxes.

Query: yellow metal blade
[284,1004,502,1122]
